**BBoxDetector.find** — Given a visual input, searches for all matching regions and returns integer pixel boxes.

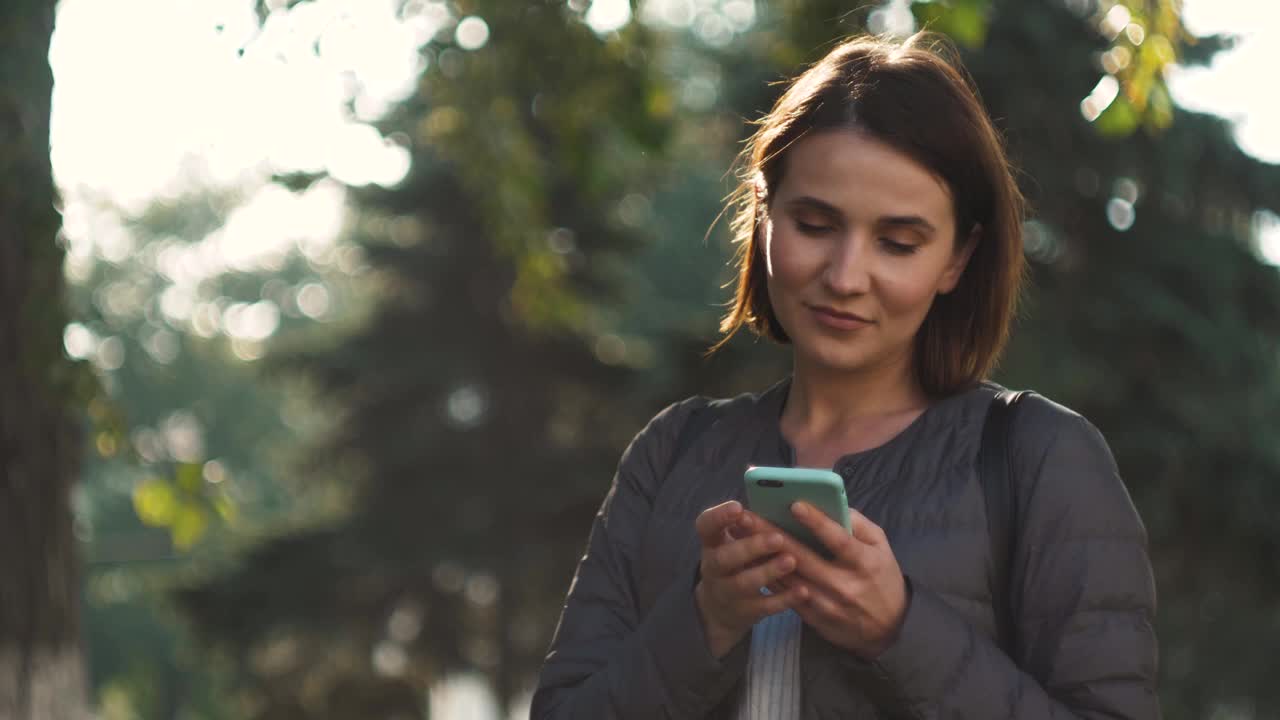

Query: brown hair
[715,33,1027,397]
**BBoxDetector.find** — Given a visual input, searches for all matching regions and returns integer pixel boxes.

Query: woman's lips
[808,304,873,331]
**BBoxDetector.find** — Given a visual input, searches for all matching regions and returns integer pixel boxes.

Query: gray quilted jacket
[532,379,1159,719]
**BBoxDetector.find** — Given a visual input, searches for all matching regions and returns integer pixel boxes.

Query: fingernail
[791,501,807,515]
[739,514,754,528]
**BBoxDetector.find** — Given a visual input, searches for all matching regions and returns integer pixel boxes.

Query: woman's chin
[792,333,913,378]
[795,344,878,375]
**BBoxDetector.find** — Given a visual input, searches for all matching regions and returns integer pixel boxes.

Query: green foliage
[61,178,367,715]
[87,585,240,720]
[1095,95,1141,136]
[131,462,235,550]
[913,0,992,48]
[914,0,1185,138]
[175,2,679,715]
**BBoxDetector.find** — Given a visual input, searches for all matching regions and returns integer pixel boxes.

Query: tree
[0,0,90,717]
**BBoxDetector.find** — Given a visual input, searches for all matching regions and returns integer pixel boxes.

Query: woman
[532,33,1158,719]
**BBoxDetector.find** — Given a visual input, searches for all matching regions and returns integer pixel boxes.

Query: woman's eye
[795,220,833,235]
[880,237,918,255]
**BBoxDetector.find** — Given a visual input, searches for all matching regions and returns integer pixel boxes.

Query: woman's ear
[938,224,980,294]
[753,171,767,202]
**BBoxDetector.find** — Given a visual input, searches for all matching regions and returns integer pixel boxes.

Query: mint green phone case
[743,466,851,556]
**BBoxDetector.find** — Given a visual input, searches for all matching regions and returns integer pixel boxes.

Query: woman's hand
[760,502,909,659]
[693,501,809,658]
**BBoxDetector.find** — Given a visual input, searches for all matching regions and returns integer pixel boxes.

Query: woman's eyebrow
[880,215,938,235]
[784,196,938,235]
[783,195,844,218]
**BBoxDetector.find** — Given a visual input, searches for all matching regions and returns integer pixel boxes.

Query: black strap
[978,388,1028,656]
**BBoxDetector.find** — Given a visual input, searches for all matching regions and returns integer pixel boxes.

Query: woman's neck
[781,354,929,466]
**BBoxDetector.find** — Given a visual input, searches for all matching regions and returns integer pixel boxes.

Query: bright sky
[49,0,424,212]
[1169,0,1280,263]
[1169,0,1280,165]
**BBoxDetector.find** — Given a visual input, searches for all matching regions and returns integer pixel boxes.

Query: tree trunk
[0,0,90,717]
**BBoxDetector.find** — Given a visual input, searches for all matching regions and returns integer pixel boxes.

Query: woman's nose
[821,233,871,295]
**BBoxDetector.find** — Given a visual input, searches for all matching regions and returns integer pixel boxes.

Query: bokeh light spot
[161,411,205,463]
[94,336,125,371]
[203,459,228,484]
[594,334,628,365]
[641,0,695,28]
[1114,177,1141,204]
[547,227,576,254]
[680,74,719,111]
[867,0,914,38]
[387,602,424,644]
[1253,210,1280,266]
[231,338,266,362]
[144,328,180,364]
[617,193,652,227]
[1081,75,1120,122]
[722,0,756,30]
[432,561,465,593]
[372,641,408,677]
[296,283,332,319]
[1107,198,1136,231]
[1100,5,1131,39]
[224,301,281,342]
[446,384,488,428]
[1022,219,1064,264]
[464,572,499,607]
[63,322,96,359]
[455,16,489,50]
[586,0,632,34]
[1125,22,1146,46]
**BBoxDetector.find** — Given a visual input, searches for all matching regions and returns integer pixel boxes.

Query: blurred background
[4,0,1280,717]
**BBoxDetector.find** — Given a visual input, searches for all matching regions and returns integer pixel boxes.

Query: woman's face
[762,129,974,380]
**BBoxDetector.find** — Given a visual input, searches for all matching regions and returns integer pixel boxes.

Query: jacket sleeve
[842,400,1160,719]
[530,398,749,720]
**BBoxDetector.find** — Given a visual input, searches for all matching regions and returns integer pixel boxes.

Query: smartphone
[743,466,852,557]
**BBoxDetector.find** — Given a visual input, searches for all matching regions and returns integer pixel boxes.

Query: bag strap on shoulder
[979,388,1029,656]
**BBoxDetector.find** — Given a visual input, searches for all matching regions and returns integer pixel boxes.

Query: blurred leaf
[646,87,674,119]
[1146,32,1177,66]
[133,479,177,527]
[1095,95,1140,136]
[912,0,991,49]
[213,494,239,525]
[95,431,119,458]
[1145,83,1174,131]
[175,462,203,493]
[170,505,209,550]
